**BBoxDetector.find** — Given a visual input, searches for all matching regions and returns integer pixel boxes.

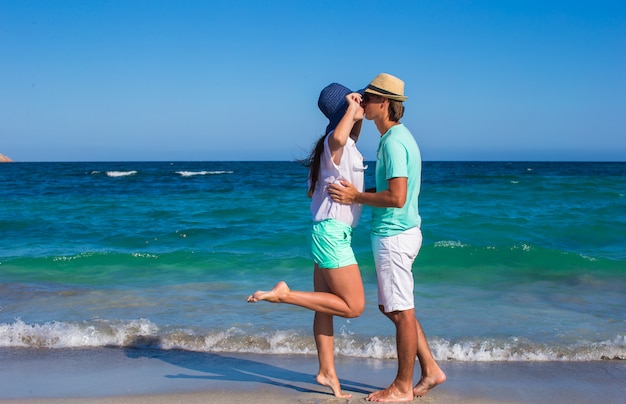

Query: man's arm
[328,177,407,208]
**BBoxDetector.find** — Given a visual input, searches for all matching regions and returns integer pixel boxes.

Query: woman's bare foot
[246,281,290,303]
[316,372,352,398]
[366,383,413,402]
[413,369,447,397]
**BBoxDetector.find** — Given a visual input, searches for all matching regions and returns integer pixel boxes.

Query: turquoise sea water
[0,161,624,361]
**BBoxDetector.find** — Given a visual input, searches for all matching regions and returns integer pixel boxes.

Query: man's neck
[376,120,400,136]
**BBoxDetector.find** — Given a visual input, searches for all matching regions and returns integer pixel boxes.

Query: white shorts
[372,227,422,313]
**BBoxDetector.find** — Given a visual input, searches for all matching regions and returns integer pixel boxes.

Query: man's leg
[413,316,446,396]
[390,308,419,392]
[367,307,417,402]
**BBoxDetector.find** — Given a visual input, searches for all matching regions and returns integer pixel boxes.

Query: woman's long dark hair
[301,134,327,198]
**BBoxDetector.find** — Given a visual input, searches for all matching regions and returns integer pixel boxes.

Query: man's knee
[381,307,415,323]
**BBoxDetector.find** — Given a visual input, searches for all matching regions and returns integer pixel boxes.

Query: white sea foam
[131,253,158,259]
[1,319,624,362]
[0,318,158,348]
[434,240,466,248]
[106,171,137,177]
[175,170,234,177]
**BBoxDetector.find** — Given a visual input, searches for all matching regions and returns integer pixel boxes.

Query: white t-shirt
[310,133,366,227]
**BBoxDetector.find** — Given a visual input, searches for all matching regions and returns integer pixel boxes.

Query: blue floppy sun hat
[318,83,361,135]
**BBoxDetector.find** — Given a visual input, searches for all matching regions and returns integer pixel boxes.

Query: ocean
[1,161,624,362]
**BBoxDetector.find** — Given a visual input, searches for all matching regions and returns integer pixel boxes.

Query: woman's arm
[328,93,364,165]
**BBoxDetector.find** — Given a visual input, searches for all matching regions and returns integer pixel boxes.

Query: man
[327,73,446,402]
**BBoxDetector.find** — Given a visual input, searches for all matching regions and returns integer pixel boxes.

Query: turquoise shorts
[311,219,357,269]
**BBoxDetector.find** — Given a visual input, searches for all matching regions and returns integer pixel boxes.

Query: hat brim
[323,86,366,135]
[364,88,407,102]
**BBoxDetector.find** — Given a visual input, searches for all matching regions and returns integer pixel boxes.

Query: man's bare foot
[246,281,290,303]
[413,370,447,397]
[367,384,413,402]
[316,373,352,398]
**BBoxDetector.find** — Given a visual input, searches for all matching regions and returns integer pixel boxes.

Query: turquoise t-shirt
[372,124,422,236]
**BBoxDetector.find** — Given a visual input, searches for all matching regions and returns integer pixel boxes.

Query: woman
[247,83,366,398]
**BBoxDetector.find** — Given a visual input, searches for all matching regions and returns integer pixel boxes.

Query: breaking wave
[1,319,623,362]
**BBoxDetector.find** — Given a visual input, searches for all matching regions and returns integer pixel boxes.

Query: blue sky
[1,0,624,162]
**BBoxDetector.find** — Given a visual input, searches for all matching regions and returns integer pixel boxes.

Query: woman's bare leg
[312,267,351,398]
[246,263,364,318]
[247,264,364,397]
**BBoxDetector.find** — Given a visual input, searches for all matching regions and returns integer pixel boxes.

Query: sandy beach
[0,347,624,404]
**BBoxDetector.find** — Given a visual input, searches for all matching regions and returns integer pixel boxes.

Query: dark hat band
[366,84,402,97]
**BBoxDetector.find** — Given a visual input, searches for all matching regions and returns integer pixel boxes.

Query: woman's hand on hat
[346,92,362,106]
[346,93,364,120]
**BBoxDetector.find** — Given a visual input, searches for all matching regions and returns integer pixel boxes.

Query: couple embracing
[247,73,446,402]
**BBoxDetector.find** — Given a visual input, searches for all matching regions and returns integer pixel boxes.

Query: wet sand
[0,348,624,403]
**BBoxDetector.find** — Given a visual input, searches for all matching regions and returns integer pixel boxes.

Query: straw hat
[364,73,407,102]
[318,83,360,135]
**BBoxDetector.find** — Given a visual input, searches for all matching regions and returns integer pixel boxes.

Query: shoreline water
[2,161,625,402]
[1,348,625,403]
